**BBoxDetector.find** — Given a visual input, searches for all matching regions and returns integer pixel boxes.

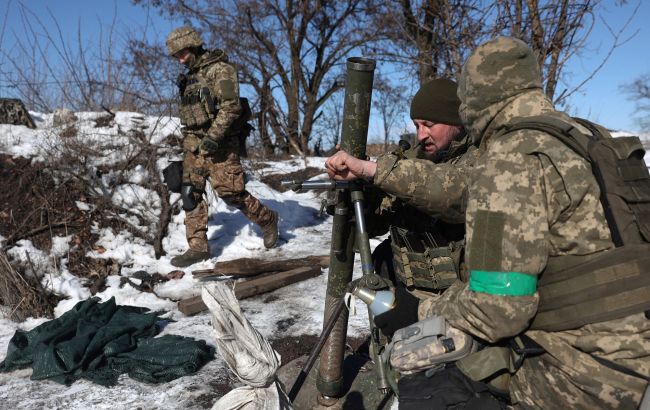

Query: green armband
[469,270,537,296]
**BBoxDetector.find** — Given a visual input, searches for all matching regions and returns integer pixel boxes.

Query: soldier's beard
[417,138,439,160]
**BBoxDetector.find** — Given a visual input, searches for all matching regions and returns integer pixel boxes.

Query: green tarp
[0,297,214,386]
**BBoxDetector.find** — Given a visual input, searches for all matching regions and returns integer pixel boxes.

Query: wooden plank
[178,265,323,316]
[191,255,329,278]
[177,295,207,317]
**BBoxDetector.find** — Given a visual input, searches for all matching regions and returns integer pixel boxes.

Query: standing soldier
[166,27,279,268]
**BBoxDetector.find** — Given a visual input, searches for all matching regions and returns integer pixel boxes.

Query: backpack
[502,115,650,247]
[499,116,650,331]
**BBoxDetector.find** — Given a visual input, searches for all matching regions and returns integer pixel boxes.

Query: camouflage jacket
[411,37,649,408]
[373,136,478,225]
[366,135,476,238]
[180,50,242,153]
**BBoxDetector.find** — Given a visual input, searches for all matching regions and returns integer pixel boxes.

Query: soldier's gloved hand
[374,287,420,338]
[199,136,219,154]
[176,73,187,94]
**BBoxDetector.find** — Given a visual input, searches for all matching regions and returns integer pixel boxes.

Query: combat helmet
[166,26,203,56]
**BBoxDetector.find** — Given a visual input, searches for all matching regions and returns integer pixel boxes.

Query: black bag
[237,97,253,158]
[162,161,183,193]
[398,366,507,410]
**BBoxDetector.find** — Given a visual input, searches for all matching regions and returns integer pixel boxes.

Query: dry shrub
[365,142,399,158]
[0,250,60,321]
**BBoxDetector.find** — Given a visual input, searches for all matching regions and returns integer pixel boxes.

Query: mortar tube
[317,195,355,398]
[288,295,348,402]
[317,56,375,400]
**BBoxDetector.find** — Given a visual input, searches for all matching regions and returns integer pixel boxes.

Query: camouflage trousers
[413,296,649,409]
[183,149,275,252]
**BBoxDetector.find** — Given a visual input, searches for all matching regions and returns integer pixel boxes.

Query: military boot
[170,249,210,268]
[262,211,279,249]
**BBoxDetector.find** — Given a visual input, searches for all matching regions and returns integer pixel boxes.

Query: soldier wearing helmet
[166,27,279,267]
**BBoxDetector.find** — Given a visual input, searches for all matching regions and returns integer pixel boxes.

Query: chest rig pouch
[179,69,217,129]
[385,315,477,375]
[390,226,460,291]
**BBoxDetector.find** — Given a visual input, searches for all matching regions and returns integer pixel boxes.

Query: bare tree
[495,0,640,106]
[373,0,639,108]
[372,74,407,152]
[0,2,172,113]
[373,0,494,83]
[134,0,386,156]
[312,86,345,154]
[623,72,650,131]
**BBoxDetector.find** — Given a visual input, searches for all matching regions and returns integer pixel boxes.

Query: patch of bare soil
[271,335,368,367]
[261,166,325,192]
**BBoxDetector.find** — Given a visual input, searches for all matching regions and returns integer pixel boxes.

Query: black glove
[176,73,187,95]
[200,136,219,153]
[374,287,420,337]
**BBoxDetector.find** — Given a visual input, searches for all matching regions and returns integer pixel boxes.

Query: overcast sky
[1,0,648,133]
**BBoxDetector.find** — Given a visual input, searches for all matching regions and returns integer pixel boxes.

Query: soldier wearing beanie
[324,77,478,337]
[408,78,466,161]
[335,36,650,409]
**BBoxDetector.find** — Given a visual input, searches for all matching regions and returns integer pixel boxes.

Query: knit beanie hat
[409,78,462,126]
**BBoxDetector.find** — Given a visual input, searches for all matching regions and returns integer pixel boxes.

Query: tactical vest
[391,226,461,291]
[179,71,217,129]
[389,135,472,292]
[499,116,650,331]
[178,51,226,129]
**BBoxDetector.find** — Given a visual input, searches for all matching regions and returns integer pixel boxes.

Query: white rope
[201,282,292,410]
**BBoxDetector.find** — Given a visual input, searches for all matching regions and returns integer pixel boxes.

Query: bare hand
[324,150,377,180]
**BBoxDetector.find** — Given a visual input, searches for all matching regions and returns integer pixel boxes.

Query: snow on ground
[0,114,647,409]
[0,113,379,409]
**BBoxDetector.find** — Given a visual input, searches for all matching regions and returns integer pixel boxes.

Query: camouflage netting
[0,98,35,128]
[0,297,215,386]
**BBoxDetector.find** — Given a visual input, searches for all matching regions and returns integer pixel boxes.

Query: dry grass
[0,250,59,321]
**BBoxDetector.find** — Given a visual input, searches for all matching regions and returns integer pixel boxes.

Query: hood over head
[458,36,544,143]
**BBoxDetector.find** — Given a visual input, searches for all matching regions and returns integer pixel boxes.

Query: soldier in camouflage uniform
[326,79,476,336]
[338,37,649,409]
[166,27,279,268]
[341,79,479,335]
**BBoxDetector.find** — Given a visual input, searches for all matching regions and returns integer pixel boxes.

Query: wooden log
[191,255,329,278]
[178,265,323,316]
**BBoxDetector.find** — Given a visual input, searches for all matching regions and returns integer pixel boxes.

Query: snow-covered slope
[0,112,377,409]
[0,113,647,409]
